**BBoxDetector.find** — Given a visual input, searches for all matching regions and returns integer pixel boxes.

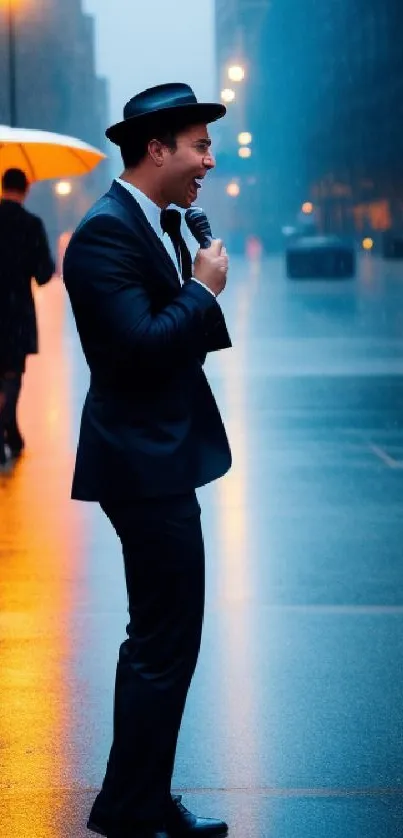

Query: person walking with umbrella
[0,127,104,465]
[0,167,55,464]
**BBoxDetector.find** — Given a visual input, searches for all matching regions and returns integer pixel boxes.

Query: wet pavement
[1,254,403,837]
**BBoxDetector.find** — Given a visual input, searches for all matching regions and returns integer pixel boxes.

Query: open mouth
[188,177,204,204]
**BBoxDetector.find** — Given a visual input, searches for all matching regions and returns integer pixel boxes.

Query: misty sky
[82,0,217,124]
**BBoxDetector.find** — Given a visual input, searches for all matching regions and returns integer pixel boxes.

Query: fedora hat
[105,82,226,146]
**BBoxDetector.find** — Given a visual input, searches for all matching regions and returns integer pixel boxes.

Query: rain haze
[2,3,403,838]
[83,0,217,123]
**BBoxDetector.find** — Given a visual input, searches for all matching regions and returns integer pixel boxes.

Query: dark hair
[120,129,177,168]
[2,168,29,193]
[120,114,200,169]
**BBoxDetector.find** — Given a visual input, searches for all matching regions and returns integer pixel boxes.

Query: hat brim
[105,102,226,146]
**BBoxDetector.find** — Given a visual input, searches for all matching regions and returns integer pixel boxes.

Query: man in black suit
[0,167,55,464]
[63,84,232,838]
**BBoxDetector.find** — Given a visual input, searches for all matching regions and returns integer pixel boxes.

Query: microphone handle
[200,234,212,250]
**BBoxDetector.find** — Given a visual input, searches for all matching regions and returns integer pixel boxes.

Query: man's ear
[148,139,164,168]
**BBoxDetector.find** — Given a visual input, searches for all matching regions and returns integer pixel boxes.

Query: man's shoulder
[0,202,46,245]
[69,186,149,262]
[65,185,145,268]
[75,192,118,231]
[0,200,40,226]
[76,182,139,234]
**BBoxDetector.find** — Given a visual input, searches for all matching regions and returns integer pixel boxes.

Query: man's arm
[32,217,55,286]
[63,213,221,372]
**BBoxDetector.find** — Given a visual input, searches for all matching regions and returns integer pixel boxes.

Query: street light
[226,182,240,198]
[238,132,252,146]
[228,65,245,83]
[362,237,374,251]
[221,88,236,104]
[55,180,73,197]
[238,147,252,159]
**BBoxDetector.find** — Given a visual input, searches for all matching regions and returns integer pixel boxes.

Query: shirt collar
[115,177,163,237]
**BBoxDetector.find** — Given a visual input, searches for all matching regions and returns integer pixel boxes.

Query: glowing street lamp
[238,147,252,159]
[228,65,245,83]
[238,131,252,146]
[55,180,72,197]
[301,201,314,214]
[221,88,236,104]
[226,182,240,198]
[362,237,374,251]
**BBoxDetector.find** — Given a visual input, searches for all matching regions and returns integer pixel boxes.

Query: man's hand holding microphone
[193,239,228,297]
[185,207,228,298]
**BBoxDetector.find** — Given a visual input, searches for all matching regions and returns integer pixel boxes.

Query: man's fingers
[209,238,223,254]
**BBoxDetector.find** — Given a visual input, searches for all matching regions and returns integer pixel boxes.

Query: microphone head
[185,207,213,249]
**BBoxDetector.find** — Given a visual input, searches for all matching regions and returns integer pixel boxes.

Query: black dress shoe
[166,796,228,836]
[88,796,228,838]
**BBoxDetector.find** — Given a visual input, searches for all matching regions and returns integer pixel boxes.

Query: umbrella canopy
[0,125,106,182]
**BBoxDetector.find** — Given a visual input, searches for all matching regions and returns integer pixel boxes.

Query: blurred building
[214,0,403,251]
[0,0,110,247]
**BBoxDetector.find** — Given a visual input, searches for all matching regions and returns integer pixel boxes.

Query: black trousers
[90,491,205,833]
[2,373,23,431]
[0,372,23,461]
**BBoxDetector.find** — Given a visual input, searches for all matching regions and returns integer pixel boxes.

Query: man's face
[161,123,216,209]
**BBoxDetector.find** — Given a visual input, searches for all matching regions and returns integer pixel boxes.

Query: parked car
[285,235,356,279]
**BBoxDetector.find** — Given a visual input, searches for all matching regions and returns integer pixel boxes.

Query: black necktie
[160,208,192,282]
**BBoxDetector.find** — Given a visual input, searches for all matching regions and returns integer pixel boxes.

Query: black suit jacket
[63,180,232,501]
[0,199,55,370]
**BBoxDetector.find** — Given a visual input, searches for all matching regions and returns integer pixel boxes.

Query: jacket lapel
[107,180,181,290]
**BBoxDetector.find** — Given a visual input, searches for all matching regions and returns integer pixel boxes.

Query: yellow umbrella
[0,125,106,182]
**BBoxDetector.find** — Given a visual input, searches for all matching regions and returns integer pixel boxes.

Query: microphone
[185,207,213,249]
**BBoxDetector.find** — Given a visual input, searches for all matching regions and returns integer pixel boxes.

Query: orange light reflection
[0,280,82,836]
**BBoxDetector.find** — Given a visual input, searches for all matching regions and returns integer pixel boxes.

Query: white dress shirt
[116,178,215,296]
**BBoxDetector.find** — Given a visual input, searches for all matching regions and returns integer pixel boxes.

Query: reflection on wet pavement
[0,280,83,836]
[1,259,403,836]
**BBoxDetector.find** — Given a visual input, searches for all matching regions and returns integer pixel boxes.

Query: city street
[1,253,403,837]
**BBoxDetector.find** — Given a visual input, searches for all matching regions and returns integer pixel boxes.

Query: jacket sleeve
[63,213,222,372]
[32,217,55,286]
